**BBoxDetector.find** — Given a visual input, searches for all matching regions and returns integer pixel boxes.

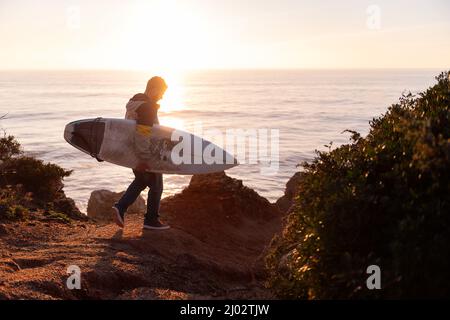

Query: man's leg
[114,170,147,225]
[145,173,163,220]
[143,173,169,230]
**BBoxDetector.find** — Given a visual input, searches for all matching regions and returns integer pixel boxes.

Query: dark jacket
[125,93,160,161]
[125,93,160,126]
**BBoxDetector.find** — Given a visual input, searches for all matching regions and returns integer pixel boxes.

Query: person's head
[144,76,168,102]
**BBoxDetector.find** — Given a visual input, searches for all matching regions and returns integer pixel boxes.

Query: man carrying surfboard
[112,76,170,230]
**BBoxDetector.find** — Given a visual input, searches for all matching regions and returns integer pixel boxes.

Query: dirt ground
[0,172,283,300]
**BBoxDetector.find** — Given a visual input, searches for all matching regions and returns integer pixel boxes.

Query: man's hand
[135,162,151,172]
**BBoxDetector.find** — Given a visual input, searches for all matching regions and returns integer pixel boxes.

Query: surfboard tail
[64,118,105,160]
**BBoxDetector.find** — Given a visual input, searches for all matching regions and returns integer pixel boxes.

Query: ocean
[0,69,441,212]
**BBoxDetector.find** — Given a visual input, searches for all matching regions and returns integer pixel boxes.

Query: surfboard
[63,118,238,175]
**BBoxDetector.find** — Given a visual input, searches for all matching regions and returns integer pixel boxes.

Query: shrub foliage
[0,134,74,221]
[266,72,450,299]
[2,156,72,200]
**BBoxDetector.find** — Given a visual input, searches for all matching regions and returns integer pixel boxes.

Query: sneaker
[112,205,125,228]
[143,218,170,230]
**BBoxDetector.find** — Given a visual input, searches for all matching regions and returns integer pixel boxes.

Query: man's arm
[133,103,157,170]
[136,103,157,126]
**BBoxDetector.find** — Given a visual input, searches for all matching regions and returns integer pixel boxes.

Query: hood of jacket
[125,93,149,120]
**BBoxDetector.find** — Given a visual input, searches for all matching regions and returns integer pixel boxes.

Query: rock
[161,171,281,247]
[276,172,303,213]
[87,190,145,221]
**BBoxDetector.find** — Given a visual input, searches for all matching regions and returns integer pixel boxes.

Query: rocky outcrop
[0,171,282,299]
[86,190,145,222]
[275,172,303,213]
[160,172,281,254]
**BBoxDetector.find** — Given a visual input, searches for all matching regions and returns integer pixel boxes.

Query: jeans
[116,170,163,220]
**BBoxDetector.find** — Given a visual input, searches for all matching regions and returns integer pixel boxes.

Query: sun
[156,71,187,130]
[117,1,213,119]
[122,0,211,72]
[158,71,186,113]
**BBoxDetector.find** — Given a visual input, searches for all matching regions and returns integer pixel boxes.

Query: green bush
[0,134,22,161]
[1,156,72,200]
[43,210,71,224]
[0,134,79,221]
[266,72,450,299]
[0,186,30,221]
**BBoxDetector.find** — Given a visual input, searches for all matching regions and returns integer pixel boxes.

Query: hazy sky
[0,0,449,70]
